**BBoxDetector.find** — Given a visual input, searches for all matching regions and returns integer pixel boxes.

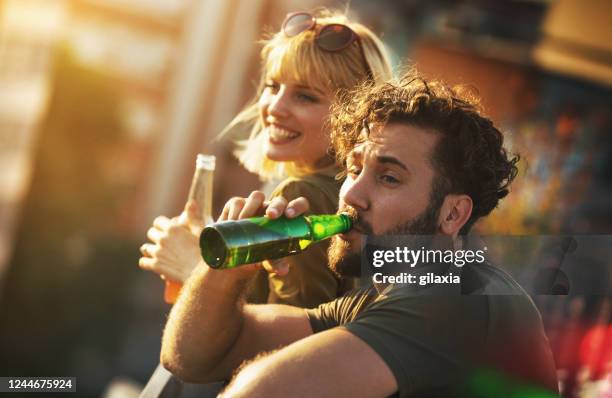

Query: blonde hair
[224,8,393,181]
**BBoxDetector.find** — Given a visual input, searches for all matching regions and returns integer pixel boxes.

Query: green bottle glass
[200,214,352,269]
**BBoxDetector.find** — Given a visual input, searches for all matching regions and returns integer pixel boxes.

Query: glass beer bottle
[200,213,352,269]
[164,154,215,303]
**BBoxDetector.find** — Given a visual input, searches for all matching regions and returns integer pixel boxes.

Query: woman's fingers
[146,226,164,243]
[138,255,184,282]
[184,200,202,225]
[153,216,172,230]
[138,255,155,271]
[139,243,158,258]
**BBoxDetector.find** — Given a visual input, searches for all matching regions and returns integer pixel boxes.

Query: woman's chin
[265,147,298,162]
[266,154,298,163]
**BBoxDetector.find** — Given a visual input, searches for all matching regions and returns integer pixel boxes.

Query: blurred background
[0,0,610,396]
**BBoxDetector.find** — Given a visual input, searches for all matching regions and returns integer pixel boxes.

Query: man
[151,74,558,397]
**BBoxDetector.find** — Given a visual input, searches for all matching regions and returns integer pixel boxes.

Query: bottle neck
[189,168,215,224]
[200,170,214,222]
[307,214,352,241]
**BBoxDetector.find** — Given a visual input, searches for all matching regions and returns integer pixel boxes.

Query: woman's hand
[139,201,203,282]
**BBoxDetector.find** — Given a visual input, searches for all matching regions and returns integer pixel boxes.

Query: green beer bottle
[200,214,352,269]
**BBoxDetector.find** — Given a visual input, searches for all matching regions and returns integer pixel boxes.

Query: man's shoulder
[348,266,557,395]
[459,262,545,325]
[461,261,528,295]
[366,262,541,330]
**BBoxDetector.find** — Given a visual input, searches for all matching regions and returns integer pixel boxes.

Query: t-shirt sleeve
[305,300,340,333]
[305,288,374,333]
[342,294,488,397]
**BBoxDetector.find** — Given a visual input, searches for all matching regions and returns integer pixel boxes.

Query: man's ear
[438,194,473,236]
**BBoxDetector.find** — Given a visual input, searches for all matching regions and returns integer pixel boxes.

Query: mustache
[338,205,373,234]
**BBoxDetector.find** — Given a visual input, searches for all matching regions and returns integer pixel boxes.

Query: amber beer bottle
[199,214,352,269]
[164,154,215,303]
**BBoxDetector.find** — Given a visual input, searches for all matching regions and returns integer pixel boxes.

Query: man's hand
[218,191,309,221]
[160,191,314,383]
[217,191,310,277]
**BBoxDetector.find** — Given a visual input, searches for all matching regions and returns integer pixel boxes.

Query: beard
[328,236,359,277]
[328,180,446,278]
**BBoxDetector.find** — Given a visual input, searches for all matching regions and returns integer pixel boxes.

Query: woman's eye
[296,92,318,103]
[264,82,279,92]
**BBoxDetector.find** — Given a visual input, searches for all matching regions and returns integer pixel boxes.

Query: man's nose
[340,174,370,212]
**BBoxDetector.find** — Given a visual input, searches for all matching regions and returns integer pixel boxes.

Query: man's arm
[160,263,313,383]
[160,191,314,383]
[219,328,398,398]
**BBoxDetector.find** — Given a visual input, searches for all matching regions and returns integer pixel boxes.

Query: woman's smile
[267,124,301,144]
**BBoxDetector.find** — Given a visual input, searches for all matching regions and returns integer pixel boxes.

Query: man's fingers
[227,197,247,220]
[265,196,288,219]
[220,197,247,221]
[239,191,266,219]
[262,259,290,276]
[285,197,309,218]
[218,203,230,222]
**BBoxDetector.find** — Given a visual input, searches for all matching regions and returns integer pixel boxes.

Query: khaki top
[246,166,356,308]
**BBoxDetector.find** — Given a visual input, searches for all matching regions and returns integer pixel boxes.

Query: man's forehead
[352,123,402,156]
[350,122,438,168]
[352,123,380,148]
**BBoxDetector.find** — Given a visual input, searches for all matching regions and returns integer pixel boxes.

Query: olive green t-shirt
[306,262,558,397]
[247,167,357,308]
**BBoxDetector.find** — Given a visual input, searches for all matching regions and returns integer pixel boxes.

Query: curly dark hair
[330,72,519,234]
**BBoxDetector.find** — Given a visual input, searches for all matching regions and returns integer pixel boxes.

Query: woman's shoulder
[271,172,342,213]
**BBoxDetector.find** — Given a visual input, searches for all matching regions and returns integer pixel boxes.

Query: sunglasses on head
[282,12,373,78]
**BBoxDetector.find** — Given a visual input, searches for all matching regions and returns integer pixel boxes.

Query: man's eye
[379,174,400,184]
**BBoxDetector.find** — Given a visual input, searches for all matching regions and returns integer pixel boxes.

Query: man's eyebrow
[376,155,408,171]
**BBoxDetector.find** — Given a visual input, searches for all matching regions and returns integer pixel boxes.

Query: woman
[139,9,392,307]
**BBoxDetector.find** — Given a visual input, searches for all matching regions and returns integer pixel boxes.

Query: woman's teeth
[269,125,300,140]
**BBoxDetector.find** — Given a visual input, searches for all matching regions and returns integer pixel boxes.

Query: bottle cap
[196,154,216,170]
